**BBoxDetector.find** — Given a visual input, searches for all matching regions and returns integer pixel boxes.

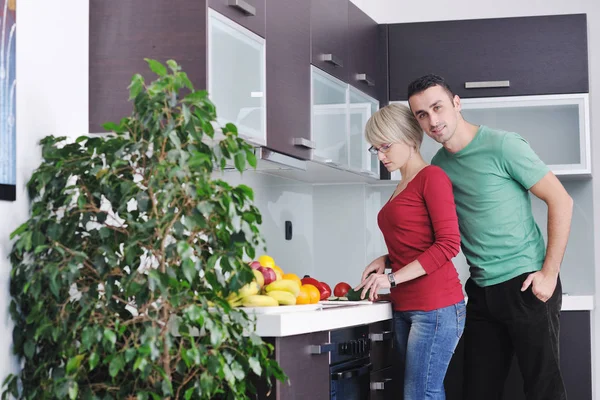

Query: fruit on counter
[315,281,331,300]
[257,266,277,285]
[333,282,352,297]
[301,276,321,287]
[258,255,275,269]
[266,290,297,305]
[249,261,262,270]
[282,273,302,286]
[302,284,321,304]
[264,279,301,297]
[296,288,311,305]
[272,265,284,278]
[242,294,279,307]
[252,269,264,288]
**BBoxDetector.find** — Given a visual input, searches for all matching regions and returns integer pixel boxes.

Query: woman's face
[372,141,413,172]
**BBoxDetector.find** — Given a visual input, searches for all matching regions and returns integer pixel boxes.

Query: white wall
[350,0,600,397]
[0,0,89,384]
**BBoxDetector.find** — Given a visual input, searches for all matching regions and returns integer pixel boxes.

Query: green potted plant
[3,59,284,399]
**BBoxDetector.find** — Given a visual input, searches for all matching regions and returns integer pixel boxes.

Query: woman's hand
[355,272,391,301]
[361,256,387,282]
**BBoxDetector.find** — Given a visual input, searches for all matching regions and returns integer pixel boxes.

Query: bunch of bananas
[228,270,301,308]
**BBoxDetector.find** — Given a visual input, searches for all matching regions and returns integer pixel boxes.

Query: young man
[407,74,573,400]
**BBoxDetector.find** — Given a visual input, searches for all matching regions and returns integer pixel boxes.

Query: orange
[258,255,275,269]
[282,273,302,287]
[296,286,311,305]
[302,284,321,304]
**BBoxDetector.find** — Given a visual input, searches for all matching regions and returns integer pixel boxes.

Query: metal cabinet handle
[371,378,393,391]
[369,331,393,342]
[309,343,336,354]
[292,137,316,149]
[332,363,372,380]
[464,80,510,89]
[322,53,343,68]
[227,0,256,16]
[356,73,375,87]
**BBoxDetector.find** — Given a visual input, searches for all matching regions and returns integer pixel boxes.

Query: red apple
[249,261,262,270]
[258,266,276,285]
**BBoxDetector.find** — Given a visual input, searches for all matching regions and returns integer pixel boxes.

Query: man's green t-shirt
[431,125,550,287]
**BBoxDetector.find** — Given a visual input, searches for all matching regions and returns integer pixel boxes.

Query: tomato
[333,282,352,297]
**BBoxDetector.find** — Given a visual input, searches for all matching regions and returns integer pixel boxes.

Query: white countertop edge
[562,295,594,311]
[253,302,393,337]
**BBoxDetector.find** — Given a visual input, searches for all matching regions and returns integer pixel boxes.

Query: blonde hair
[364,103,423,150]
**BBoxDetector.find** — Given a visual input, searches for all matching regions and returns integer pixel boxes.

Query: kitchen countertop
[250,295,594,337]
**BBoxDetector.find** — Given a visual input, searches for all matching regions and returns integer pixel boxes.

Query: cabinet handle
[309,343,336,354]
[292,137,316,149]
[356,73,375,87]
[332,363,372,380]
[464,80,510,89]
[227,0,256,16]
[322,53,344,68]
[324,159,341,167]
[369,331,393,342]
[371,378,392,391]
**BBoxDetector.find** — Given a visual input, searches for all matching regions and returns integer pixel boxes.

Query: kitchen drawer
[369,320,394,371]
[370,366,395,400]
[389,14,588,100]
[209,0,265,37]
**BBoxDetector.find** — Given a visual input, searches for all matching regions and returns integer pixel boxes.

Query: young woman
[355,103,465,400]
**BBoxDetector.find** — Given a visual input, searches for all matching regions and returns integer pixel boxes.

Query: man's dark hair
[407,74,455,100]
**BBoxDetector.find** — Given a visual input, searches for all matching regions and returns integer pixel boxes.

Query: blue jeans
[394,300,466,400]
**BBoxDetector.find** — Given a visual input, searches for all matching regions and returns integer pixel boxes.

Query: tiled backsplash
[219,169,594,295]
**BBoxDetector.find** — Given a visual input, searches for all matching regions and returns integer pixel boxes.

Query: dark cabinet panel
[310,0,348,82]
[370,366,395,400]
[369,320,394,371]
[444,310,592,400]
[389,14,589,100]
[258,332,330,400]
[265,0,311,160]
[208,0,265,37]
[347,3,379,99]
[89,0,207,133]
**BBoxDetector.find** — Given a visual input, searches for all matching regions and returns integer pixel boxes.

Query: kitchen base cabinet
[257,332,330,400]
[444,310,592,400]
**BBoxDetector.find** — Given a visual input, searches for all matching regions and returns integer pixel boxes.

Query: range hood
[224,147,307,171]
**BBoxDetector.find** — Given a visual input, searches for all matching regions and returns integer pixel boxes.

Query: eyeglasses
[368,143,393,155]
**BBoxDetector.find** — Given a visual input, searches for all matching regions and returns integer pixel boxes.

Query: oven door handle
[331,363,372,380]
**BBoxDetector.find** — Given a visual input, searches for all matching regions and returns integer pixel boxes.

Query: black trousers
[463,273,566,400]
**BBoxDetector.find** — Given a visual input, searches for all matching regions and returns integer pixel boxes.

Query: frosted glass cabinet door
[348,87,379,176]
[311,66,349,167]
[393,93,590,178]
[208,9,266,145]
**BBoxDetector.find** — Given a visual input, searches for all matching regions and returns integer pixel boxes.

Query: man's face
[408,85,461,145]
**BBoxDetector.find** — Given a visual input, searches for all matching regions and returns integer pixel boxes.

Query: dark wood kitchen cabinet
[347,2,380,99]
[258,331,330,400]
[388,14,589,100]
[310,0,349,83]
[208,0,265,37]
[264,0,312,160]
[89,0,208,133]
[444,310,592,400]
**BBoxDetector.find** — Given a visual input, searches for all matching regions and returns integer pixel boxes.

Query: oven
[310,324,373,400]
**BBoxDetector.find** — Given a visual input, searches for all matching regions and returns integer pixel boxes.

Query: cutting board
[240,303,322,314]
[319,300,373,305]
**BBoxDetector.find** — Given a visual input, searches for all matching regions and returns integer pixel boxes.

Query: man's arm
[522,171,573,300]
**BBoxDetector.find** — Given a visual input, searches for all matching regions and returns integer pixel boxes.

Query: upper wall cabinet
[347,2,379,99]
[89,0,208,133]
[310,0,349,83]
[388,14,589,100]
[208,0,266,37]
[264,0,312,160]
